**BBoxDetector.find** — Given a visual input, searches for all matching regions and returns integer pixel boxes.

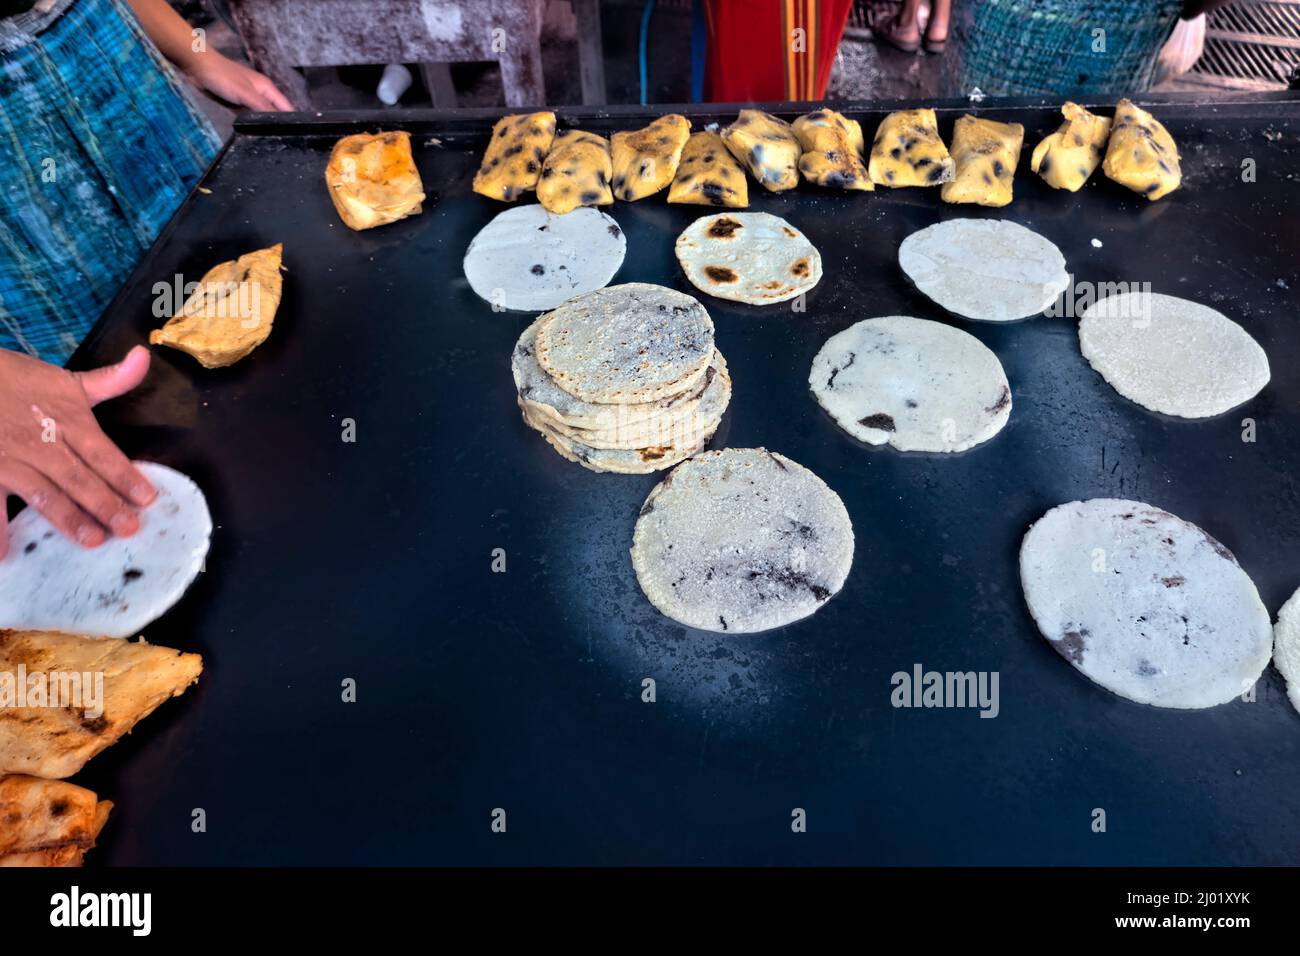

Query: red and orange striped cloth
[703,0,854,103]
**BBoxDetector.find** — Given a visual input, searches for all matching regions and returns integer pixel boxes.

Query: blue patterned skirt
[0,0,221,362]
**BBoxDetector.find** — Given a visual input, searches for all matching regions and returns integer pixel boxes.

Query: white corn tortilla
[463,204,626,312]
[1273,586,1300,716]
[1020,498,1272,709]
[899,218,1070,321]
[513,315,718,432]
[534,283,715,404]
[532,355,730,450]
[632,448,854,633]
[675,212,821,305]
[1079,291,1269,418]
[810,316,1011,452]
[0,463,212,639]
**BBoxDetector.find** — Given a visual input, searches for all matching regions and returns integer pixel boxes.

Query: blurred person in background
[875,0,951,54]
[946,0,1236,97]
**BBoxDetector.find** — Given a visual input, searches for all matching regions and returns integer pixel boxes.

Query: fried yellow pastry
[868,108,955,188]
[610,114,691,201]
[150,244,283,369]
[720,109,801,192]
[667,132,749,207]
[1030,102,1111,192]
[537,130,613,214]
[941,115,1025,207]
[0,630,203,779]
[473,111,557,202]
[1103,99,1181,200]
[0,775,111,867]
[792,108,873,191]
[324,131,425,230]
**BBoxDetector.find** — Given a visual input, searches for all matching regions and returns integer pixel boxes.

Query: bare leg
[926,0,951,43]
[879,0,924,52]
[921,0,950,52]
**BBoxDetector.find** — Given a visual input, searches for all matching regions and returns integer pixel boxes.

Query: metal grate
[847,0,899,38]
[1193,0,1300,88]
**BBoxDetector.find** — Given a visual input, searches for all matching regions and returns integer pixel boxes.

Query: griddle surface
[72,97,1300,865]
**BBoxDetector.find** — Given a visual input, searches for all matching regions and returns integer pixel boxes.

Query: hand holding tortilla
[0,347,156,558]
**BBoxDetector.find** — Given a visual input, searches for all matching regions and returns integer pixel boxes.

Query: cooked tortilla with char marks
[675,212,821,305]
[810,316,1011,452]
[1020,499,1272,708]
[632,448,854,633]
[533,283,714,404]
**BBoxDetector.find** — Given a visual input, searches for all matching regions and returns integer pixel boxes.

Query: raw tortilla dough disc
[534,283,715,404]
[1020,498,1272,709]
[899,218,1070,321]
[675,212,822,305]
[0,463,212,639]
[463,204,626,312]
[632,448,854,633]
[1273,586,1300,716]
[809,316,1011,452]
[1079,291,1269,418]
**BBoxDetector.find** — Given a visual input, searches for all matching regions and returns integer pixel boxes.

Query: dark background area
[68,95,1300,865]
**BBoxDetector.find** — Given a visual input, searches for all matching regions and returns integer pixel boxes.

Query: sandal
[923,32,948,54]
[875,14,921,54]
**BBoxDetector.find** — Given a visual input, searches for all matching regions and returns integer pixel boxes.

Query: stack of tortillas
[513,283,731,473]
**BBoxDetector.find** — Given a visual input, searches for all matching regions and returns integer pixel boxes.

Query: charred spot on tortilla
[858,413,897,432]
[705,266,738,283]
[708,217,743,239]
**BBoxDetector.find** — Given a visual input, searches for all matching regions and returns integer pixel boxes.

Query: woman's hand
[185,53,293,112]
[0,347,157,559]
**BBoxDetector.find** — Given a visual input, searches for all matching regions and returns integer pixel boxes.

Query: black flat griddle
[68,95,1300,866]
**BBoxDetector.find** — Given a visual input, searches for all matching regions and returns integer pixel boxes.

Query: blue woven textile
[0,0,221,363]
[946,0,1184,98]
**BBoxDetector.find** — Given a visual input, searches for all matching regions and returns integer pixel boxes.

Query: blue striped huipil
[0,0,221,363]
